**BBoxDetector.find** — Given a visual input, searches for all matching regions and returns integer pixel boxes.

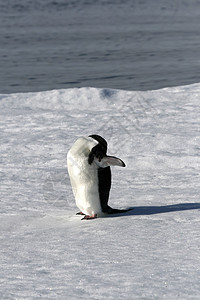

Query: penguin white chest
[67,137,102,216]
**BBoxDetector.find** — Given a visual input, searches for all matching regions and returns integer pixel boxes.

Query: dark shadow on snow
[108,203,200,218]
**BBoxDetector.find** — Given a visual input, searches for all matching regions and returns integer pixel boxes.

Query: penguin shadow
[107,203,200,218]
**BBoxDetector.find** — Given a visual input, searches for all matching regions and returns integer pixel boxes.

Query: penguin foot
[76,212,85,215]
[81,214,97,220]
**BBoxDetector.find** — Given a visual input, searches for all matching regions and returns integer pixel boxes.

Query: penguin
[67,134,130,220]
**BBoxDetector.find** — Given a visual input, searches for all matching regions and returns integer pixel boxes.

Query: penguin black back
[89,134,131,215]
[89,135,111,213]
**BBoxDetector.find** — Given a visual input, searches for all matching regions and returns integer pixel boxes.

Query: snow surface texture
[1,84,200,299]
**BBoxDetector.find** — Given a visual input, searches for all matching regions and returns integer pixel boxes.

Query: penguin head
[88,135,126,168]
[89,135,107,154]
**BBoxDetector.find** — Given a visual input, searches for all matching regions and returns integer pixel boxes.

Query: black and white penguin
[67,134,129,220]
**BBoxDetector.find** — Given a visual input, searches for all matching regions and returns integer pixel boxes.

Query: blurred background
[0,0,200,94]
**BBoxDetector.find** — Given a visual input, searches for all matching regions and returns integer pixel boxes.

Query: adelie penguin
[67,135,130,220]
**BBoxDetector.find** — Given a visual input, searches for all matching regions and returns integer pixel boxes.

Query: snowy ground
[1,84,200,299]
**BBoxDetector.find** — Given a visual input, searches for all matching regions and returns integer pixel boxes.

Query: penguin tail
[105,206,133,215]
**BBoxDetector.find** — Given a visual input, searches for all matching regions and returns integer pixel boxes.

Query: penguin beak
[94,155,126,168]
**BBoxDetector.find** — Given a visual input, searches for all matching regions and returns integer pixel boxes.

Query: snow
[1,84,200,299]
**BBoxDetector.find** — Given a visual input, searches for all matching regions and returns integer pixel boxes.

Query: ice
[1,84,200,299]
